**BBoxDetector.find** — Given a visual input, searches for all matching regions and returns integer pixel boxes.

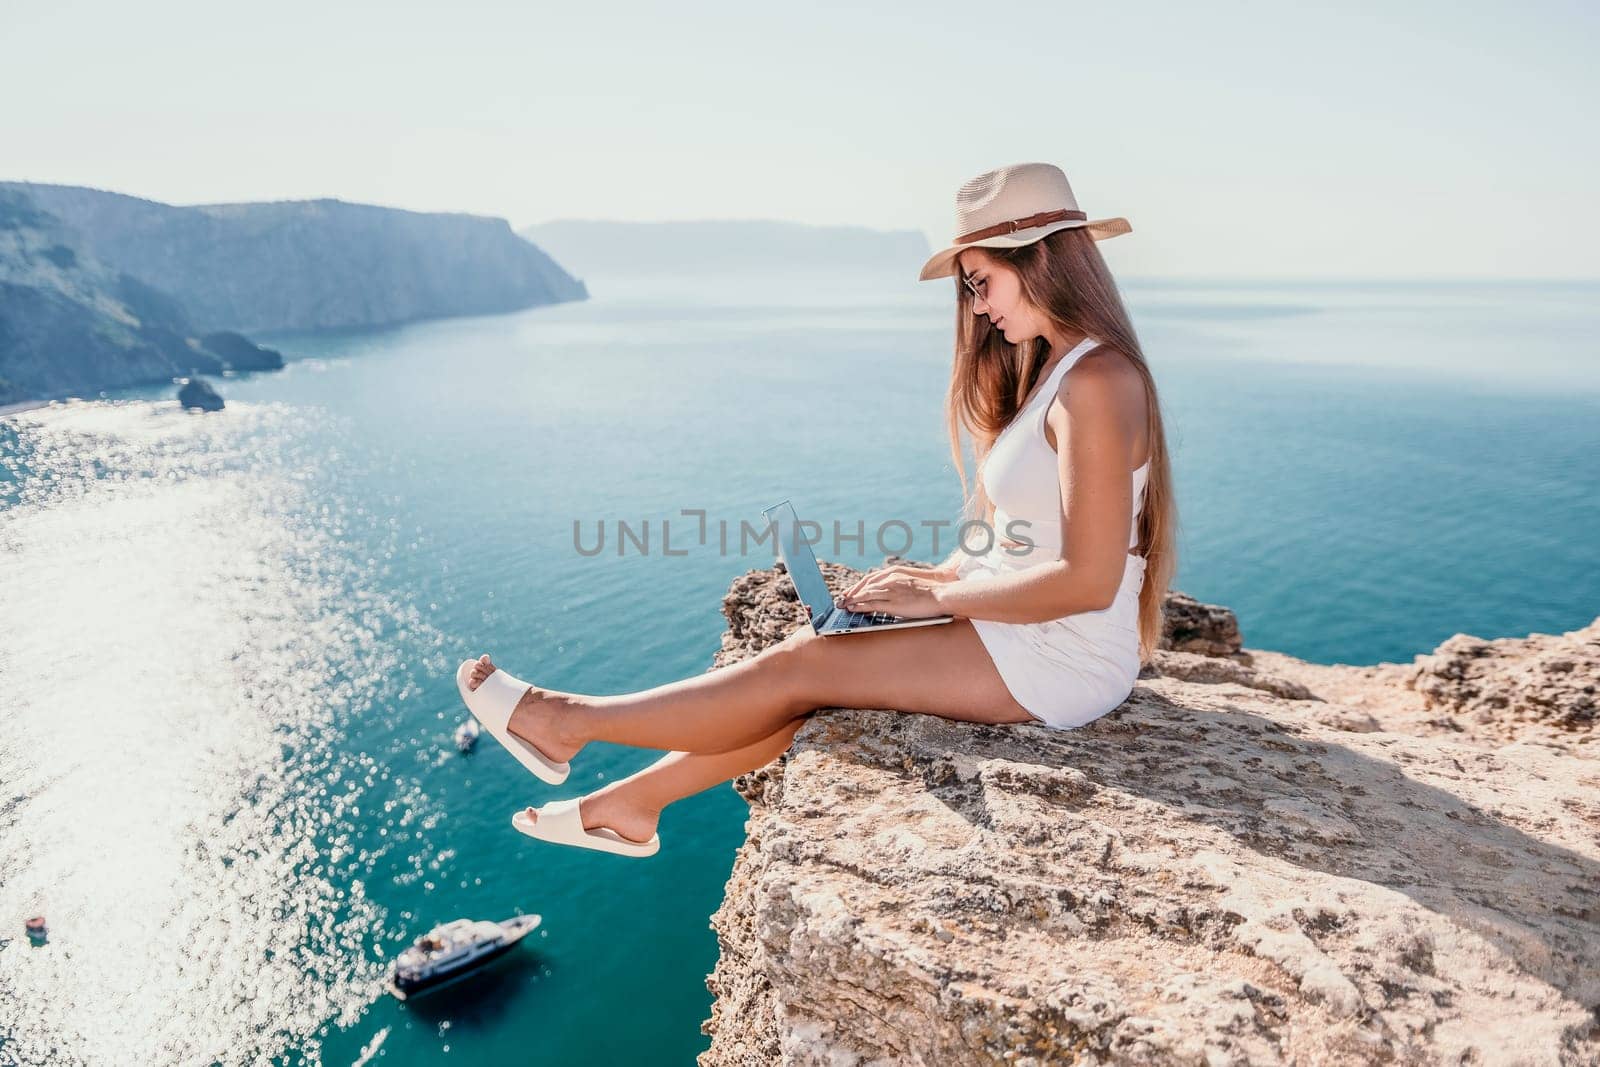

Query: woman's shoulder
[1059,342,1144,410]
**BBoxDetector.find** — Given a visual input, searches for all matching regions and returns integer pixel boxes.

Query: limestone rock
[1162,591,1244,658]
[700,565,1600,1066]
[1407,620,1599,738]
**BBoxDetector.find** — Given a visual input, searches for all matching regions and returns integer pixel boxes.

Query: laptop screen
[762,500,834,623]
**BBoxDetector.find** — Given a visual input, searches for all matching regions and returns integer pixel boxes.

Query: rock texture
[700,563,1600,1066]
[1408,627,1598,737]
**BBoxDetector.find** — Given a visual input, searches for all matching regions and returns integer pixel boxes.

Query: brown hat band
[956,209,1086,244]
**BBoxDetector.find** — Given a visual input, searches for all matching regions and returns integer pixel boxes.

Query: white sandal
[511,800,660,858]
[455,659,570,785]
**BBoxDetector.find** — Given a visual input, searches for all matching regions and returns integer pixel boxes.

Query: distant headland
[0,183,588,408]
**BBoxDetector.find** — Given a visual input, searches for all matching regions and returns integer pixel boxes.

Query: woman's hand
[842,563,956,596]
[836,566,952,618]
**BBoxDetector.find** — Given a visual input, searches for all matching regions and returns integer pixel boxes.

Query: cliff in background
[0,188,237,404]
[519,219,930,279]
[6,183,587,333]
[699,562,1599,1065]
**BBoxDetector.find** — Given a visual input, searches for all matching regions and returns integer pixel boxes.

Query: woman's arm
[931,359,1142,624]
[928,547,960,579]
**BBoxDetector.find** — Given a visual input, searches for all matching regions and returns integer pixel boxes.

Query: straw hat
[918,162,1131,281]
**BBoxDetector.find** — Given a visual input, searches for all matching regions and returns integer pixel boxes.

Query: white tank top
[979,336,1150,565]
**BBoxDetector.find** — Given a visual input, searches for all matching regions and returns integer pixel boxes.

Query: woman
[457,162,1176,858]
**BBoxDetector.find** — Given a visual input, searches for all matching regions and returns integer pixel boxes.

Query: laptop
[762,499,955,636]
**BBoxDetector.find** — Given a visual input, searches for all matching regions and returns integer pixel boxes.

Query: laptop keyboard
[832,609,899,628]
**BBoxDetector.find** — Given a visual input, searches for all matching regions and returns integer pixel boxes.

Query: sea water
[1,272,1595,1064]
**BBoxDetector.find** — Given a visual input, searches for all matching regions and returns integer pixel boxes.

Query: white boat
[389,915,539,1000]
[453,719,480,752]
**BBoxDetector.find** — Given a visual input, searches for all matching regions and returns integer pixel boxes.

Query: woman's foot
[521,781,660,847]
[465,654,585,764]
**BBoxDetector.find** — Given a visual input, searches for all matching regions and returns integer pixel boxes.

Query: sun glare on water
[0,400,444,1064]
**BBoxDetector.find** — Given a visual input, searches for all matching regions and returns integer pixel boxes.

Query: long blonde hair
[943,227,1177,664]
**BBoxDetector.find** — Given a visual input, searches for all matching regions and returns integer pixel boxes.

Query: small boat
[388,915,539,1000]
[453,719,480,753]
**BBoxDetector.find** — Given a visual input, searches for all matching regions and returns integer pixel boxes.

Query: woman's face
[957,249,1048,345]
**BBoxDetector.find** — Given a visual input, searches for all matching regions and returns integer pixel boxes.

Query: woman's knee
[771,623,822,661]
[759,627,827,705]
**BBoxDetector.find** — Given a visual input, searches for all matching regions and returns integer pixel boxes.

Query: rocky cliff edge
[699,562,1599,1066]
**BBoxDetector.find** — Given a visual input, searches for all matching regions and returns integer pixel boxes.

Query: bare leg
[518,716,811,845]
[467,618,1036,759]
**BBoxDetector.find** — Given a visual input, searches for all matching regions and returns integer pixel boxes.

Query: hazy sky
[3,0,1595,279]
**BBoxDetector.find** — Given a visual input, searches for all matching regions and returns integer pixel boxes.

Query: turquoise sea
[1,271,1596,1064]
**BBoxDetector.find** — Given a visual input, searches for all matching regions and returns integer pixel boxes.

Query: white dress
[955,335,1149,730]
